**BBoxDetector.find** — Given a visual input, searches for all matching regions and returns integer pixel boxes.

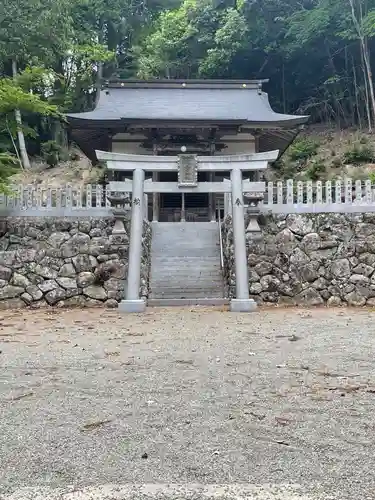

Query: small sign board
[178,155,198,187]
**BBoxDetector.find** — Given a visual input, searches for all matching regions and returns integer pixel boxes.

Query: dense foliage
[1,0,375,184]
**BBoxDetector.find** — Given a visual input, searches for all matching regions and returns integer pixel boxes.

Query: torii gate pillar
[230,168,257,312]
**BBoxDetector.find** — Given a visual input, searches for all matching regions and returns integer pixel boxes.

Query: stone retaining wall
[0,217,151,309]
[222,213,375,306]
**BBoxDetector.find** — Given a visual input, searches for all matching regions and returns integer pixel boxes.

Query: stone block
[33,264,58,279]
[56,277,78,290]
[78,220,92,234]
[59,263,76,277]
[330,259,351,278]
[72,255,97,273]
[230,299,257,313]
[45,287,79,305]
[26,285,43,301]
[77,272,95,288]
[118,299,146,313]
[0,265,12,281]
[83,285,107,301]
[11,273,30,288]
[21,292,34,305]
[0,298,25,310]
[38,280,59,293]
[48,232,71,248]
[345,290,366,307]
[296,287,324,306]
[286,214,314,236]
[0,286,24,299]
[105,299,119,308]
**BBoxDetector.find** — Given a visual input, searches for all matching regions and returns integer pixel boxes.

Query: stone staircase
[148,222,227,306]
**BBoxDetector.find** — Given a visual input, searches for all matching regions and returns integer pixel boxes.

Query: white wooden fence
[1,179,375,216]
[0,184,148,217]
[0,184,113,216]
[261,178,375,213]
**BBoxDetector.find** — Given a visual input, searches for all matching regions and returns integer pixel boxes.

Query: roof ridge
[104,79,268,90]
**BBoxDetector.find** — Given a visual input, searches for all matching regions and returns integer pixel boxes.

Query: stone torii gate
[96,150,279,313]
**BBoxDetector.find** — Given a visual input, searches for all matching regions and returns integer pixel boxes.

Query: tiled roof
[67,81,308,127]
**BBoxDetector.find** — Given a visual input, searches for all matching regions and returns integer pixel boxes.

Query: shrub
[331,157,342,168]
[369,172,375,184]
[343,144,375,165]
[0,152,18,193]
[69,151,80,161]
[288,138,319,162]
[306,161,326,181]
[41,140,63,167]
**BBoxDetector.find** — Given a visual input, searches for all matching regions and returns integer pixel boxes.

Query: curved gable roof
[66,80,308,128]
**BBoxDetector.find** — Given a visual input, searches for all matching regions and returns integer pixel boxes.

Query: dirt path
[1,307,375,499]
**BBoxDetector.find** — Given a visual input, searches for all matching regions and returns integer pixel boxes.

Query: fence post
[345,178,352,204]
[287,179,293,205]
[316,181,322,204]
[306,181,313,204]
[335,180,342,204]
[365,180,372,203]
[277,181,283,205]
[297,181,304,204]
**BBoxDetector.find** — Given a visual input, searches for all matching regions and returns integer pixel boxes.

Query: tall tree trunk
[95,62,103,106]
[12,60,31,169]
[352,56,362,129]
[95,21,105,106]
[361,40,375,125]
[360,42,372,130]
[348,0,375,129]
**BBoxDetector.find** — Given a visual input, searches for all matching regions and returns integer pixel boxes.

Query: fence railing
[0,184,114,216]
[261,178,375,213]
[2,179,375,217]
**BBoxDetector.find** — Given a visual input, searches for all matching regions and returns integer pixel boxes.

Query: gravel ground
[0,306,375,500]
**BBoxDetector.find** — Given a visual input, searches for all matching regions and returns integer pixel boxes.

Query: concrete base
[230,298,258,312]
[118,299,146,313]
[112,218,126,234]
[148,298,229,307]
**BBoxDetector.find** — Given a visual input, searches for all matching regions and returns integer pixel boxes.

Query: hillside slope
[9,127,375,187]
[271,125,375,181]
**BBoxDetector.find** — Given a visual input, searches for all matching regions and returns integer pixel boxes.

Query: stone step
[150,279,224,285]
[151,270,223,275]
[148,298,229,307]
[151,282,223,287]
[150,287,224,293]
[151,269,222,274]
[153,256,220,260]
[150,221,224,300]
[150,287,224,294]
[149,294,225,300]
[150,283,224,288]
[150,274,224,279]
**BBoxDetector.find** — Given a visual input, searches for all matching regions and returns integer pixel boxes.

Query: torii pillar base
[230,298,258,313]
[118,299,146,313]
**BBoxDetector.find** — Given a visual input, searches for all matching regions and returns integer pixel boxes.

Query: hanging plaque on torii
[177,154,198,187]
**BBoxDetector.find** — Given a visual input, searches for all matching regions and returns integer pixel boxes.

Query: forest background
[2,0,375,188]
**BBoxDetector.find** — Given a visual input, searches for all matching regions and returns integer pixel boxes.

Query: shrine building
[67,79,308,223]
[66,79,308,313]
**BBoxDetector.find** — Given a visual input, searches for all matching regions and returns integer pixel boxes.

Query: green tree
[0,73,58,189]
[137,0,248,78]
[0,0,71,167]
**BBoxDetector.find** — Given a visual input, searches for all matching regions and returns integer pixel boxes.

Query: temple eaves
[65,79,309,161]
